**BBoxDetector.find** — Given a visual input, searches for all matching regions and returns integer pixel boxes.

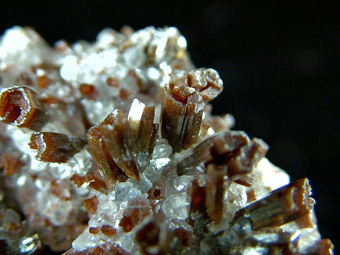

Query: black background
[1,0,339,249]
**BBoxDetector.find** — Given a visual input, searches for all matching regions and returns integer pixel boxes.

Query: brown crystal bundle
[0,26,333,255]
[0,86,47,131]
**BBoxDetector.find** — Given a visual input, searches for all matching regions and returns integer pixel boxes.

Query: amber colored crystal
[51,180,71,200]
[0,86,47,131]
[119,215,133,233]
[79,83,99,100]
[36,75,50,89]
[119,88,130,100]
[310,239,334,255]
[0,152,23,176]
[89,227,99,235]
[178,131,267,177]
[160,68,222,152]
[88,110,140,186]
[233,178,314,230]
[246,189,256,203]
[188,180,210,232]
[135,220,160,254]
[101,225,116,236]
[234,175,254,188]
[128,99,158,155]
[161,76,204,152]
[97,110,139,180]
[85,173,109,192]
[87,126,125,188]
[29,132,86,163]
[177,131,248,175]
[205,164,227,225]
[69,174,86,188]
[189,180,207,214]
[119,198,151,233]
[187,68,223,102]
[106,77,119,87]
[226,138,268,177]
[39,96,60,106]
[84,196,99,215]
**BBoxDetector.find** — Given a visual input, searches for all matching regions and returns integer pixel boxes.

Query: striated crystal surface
[0,26,333,254]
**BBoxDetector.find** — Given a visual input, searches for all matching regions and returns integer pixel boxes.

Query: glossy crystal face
[0,26,333,254]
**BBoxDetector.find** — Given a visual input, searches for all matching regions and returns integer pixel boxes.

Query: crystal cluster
[0,26,333,254]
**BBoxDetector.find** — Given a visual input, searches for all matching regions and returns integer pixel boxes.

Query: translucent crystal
[72,231,96,251]
[173,176,193,191]
[162,193,189,220]
[152,139,172,159]
[113,182,142,202]
[19,235,41,254]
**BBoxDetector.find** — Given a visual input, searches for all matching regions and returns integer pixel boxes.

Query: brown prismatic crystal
[97,110,139,180]
[189,180,207,215]
[128,99,158,155]
[69,174,86,188]
[226,138,268,177]
[161,75,204,152]
[87,126,125,188]
[205,164,228,225]
[187,68,223,102]
[177,131,268,177]
[88,109,139,187]
[84,195,99,215]
[29,132,86,163]
[0,86,47,131]
[177,131,246,175]
[233,178,315,230]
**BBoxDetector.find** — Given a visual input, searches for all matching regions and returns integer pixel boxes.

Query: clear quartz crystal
[113,182,142,202]
[162,193,190,220]
[173,175,193,191]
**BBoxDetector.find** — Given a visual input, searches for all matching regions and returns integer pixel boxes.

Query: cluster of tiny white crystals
[257,157,290,191]
[0,25,327,255]
[0,26,52,72]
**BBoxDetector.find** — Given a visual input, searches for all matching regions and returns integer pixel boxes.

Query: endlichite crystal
[0,26,333,255]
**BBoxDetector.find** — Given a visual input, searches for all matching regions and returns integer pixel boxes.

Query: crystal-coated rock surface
[0,26,333,254]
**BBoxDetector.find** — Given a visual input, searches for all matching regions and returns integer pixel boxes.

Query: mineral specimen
[0,26,333,254]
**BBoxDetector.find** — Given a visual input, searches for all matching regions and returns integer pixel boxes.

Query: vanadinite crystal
[0,26,333,255]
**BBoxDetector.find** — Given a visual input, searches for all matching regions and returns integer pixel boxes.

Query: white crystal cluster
[0,26,328,254]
